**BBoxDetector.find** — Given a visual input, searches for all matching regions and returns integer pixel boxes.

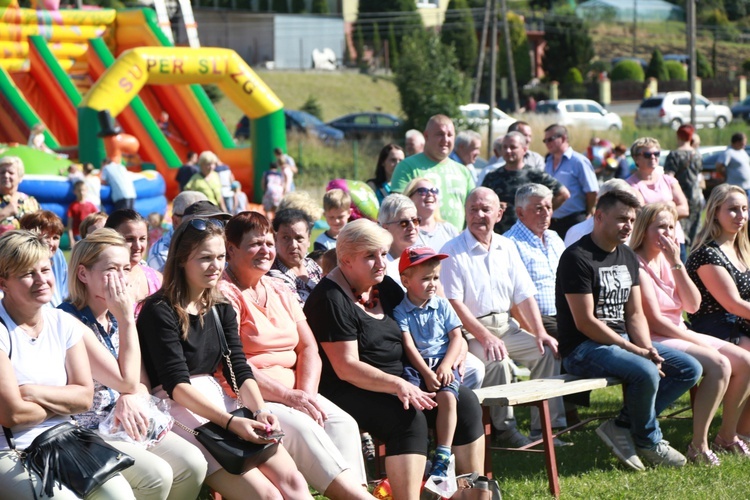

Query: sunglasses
[542,135,561,144]
[385,217,422,229]
[187,218,225,231]
[641,151,661,159]
[412,187,439,197]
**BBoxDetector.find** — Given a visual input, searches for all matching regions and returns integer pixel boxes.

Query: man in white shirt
[440,187,565,446]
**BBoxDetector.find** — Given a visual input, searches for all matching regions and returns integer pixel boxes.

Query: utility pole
[688,0,696,125]
[501,0,519,111]
[488,0,498,159]
[473,0,491,103]
[632,0,637,57]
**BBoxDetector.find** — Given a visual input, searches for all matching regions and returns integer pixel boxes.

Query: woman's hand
[657,233,681,267]
[113,394,150,440]
[229,414,284,444]
[105,271,133,320]
[284,389,327,426]
[395,379,437,411]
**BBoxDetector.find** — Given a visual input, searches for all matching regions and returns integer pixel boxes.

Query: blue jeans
[563,336,701,448]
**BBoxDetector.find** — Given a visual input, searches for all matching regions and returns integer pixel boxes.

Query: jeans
[563,336,702,448]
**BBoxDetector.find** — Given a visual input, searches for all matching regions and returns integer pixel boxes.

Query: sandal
[712,435,750,456]
[686,443,720,466]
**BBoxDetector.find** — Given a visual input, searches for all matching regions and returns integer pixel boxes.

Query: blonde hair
[79,212,108,239]
[629,202,678,252]
[403,177,445,223]
[278,191,324,221]
[67,228,128,309]
[0,156,25,177]
[323,188,351,211]
[692,184,750,267]
[336,219,393,263]
[630,137,661,159]
[0,230,50,279]
[198,151,219,168]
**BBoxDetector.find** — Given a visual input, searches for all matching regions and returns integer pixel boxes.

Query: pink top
[217,274,305,390]
[637,253,686,331]
[142,264,162,294]
[627,173,685,243]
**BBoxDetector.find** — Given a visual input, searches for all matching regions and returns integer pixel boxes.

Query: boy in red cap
[394,245,463,478]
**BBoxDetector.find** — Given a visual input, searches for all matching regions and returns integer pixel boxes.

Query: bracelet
[225,415,235,431]
[253,409,272,419]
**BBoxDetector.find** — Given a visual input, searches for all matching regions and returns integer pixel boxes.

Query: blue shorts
[402,357,461,399]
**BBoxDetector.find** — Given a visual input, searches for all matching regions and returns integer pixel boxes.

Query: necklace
[339,270,379,309]
[226,267,266,307]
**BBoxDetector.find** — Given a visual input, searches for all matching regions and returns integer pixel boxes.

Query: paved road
[607,101,640,117]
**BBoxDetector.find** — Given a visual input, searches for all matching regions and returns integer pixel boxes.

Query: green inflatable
[0,145,72,175]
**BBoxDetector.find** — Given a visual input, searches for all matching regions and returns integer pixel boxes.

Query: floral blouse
[0,192,39,234]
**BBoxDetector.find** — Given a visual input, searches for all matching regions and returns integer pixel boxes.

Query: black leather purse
[2,318,135,499]
[175,306,278,475]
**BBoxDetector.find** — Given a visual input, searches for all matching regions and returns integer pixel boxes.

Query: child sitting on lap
[394,245,463,478]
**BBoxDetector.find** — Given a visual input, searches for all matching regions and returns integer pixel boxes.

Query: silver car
[535,99,622,131]
[635,92,732,130]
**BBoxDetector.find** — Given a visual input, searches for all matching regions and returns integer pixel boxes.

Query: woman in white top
[404,177,458,252]
[0,230,134,499]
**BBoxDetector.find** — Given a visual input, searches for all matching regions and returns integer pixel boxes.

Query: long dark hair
[161,219,226,339]
[373,144,403,185]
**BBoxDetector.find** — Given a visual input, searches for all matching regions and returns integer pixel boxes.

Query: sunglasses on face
[542,135,561,144]
[641,151,661,159]
[385,217,422,229]
[412,187,439,197]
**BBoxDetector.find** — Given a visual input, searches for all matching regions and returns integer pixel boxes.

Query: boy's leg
[434,391,458,447]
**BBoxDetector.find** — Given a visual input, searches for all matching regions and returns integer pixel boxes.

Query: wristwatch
[671,263,683,271]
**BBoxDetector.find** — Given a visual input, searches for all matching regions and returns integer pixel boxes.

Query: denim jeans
[563,336,702,448]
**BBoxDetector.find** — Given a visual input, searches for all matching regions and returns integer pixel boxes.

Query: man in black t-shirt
[556,190,701,470]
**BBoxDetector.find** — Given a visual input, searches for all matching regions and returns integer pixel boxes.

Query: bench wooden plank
[475,376,621,406]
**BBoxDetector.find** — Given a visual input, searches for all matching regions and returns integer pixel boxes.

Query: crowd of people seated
[3,115,750,500]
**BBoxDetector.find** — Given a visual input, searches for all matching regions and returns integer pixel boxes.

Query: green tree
[388,23,399,69]
[665,60,687,81]
[357,0,423,50]
[696,50,714,78]
[300,95,323,120]
[355,24,365,66]
[611,60,645,82]
[541,11,594,82]
[498,11,532,88]
[311,0,329,13]
[272,0,287,12]
[291,0,305,13]
[440,0,478,74]
[395,30,471,130]
[372,21,382,58]
[646,49,669,81]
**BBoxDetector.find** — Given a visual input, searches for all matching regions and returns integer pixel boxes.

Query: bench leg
[534,399,560,498]
[482,406,493,479]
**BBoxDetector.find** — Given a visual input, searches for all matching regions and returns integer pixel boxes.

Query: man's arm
[585,191,597,215]
[449,299,508,361]
[552,186,571,210]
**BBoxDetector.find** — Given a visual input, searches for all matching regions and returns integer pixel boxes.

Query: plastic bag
[423,454,458,498]
[99,394,173,448]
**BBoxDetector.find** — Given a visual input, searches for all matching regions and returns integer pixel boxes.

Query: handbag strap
[210,306,244,407]
[1,313,16,450]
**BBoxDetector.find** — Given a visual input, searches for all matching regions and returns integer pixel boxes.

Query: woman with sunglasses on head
[105,209,162,306]
[367,144,405,205]
[404,178,458,253]
[59,228,209,497]
[627,137,690,261]
[378,194,421,285]
[137,218,312,499]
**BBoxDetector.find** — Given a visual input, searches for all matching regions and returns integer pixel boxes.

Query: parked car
[284,109,344,143]
[457,103,516,135]
[535,99,622,131]
[698,145,750,198]
[635,92,732,130]
[326,112,403,139]
[731,96,750,123]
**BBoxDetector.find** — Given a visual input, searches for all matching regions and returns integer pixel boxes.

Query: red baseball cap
[399,245,449,274]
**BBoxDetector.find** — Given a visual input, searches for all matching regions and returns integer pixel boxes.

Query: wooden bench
[474,374,622,498]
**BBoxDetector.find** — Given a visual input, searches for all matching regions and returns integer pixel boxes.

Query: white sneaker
[596,419,645,471]
[496,428,534,448]
[637,440,687,468]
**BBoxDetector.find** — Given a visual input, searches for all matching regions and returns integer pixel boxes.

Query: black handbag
[175,306,278,475]
[1,318,134,499]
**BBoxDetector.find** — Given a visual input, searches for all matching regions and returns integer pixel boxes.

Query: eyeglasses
[384,217,422,228]
[542,135,561,144]
[641,151,661,159]
[412,187,439,197]
[187,218,225,231]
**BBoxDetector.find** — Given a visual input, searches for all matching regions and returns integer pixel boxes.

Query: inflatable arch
[78,47,286,200]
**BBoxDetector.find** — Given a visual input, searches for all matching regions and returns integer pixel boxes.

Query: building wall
[274,15,344,69]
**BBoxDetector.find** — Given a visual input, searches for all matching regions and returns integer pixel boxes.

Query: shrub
[696,50,713,78]
[646,49,669,81]
[611,60,645,82]
[743,59,750,75]
[563,67,583,84]
[300,95,323,120]
[440,0,478,74]
[665,60,687,81]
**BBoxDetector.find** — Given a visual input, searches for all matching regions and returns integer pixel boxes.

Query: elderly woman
[404,178,458,253]
[304,219,484,500]
[219,211,370,499]
[137,217,312,498]
[378,194,420,284]
[59,228,208,496]
[105,209,162,305]
[0,156,40,234]
[268,208,322,305]
[627,137,689,261]
[0,230,134,498]
[631,203,750,463]
[184,151,228,212]
[367,144,405,205]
